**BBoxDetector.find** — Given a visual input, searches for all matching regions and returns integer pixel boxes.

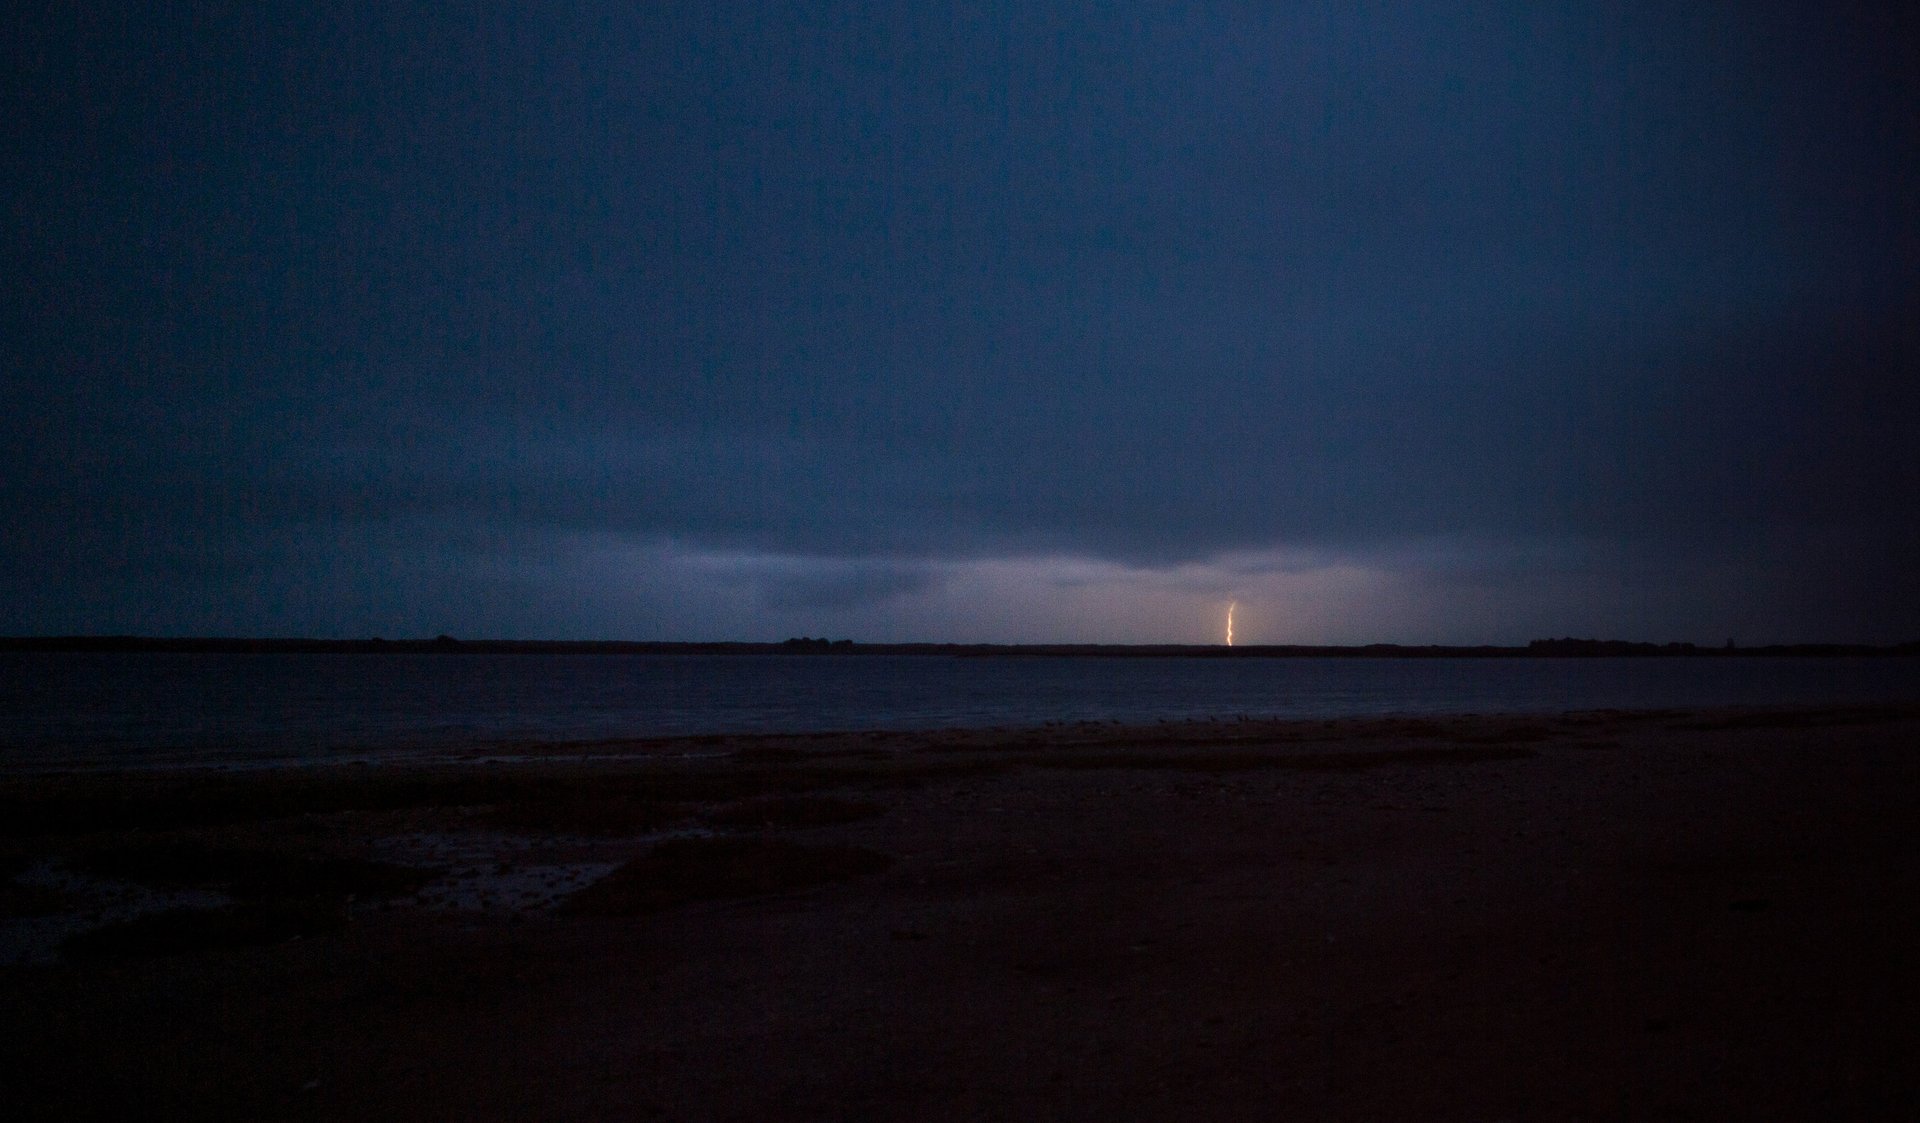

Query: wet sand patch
[558,836,893,916]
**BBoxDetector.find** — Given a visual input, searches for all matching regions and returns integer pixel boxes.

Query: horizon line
[4,635,1918,657]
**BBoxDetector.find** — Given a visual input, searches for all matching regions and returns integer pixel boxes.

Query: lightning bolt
[1226,601,1236,647]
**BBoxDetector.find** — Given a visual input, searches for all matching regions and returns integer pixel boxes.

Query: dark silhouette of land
[3,708,1919,1118]
[5,635,1918,657]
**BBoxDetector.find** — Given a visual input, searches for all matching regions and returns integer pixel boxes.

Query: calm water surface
[3,653,1918,769]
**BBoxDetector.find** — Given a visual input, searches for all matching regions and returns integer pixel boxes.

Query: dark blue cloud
[3,2,1915,640]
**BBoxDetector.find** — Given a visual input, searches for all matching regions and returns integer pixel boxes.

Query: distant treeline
[3,635,1918,657]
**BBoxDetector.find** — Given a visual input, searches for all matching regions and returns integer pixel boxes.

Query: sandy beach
[3,706,1918,1120]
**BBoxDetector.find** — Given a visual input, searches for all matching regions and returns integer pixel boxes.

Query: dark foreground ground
[3,707,1918,1120]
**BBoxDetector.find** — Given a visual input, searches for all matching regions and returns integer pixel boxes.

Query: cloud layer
[4,2,1916,641]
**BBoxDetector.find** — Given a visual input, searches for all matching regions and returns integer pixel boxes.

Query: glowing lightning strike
[1226,601,1236,647]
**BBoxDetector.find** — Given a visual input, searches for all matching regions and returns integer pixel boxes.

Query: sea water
[2,653,1917,769]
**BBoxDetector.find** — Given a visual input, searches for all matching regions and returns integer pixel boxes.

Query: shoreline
[7,701,1917,778]
[5,704,1919,1118]
[0,708,1643,777]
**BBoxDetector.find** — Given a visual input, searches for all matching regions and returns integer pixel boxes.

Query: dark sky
[4,2,1916,643]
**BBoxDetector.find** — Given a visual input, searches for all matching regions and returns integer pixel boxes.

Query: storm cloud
[4,2,1915,642]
